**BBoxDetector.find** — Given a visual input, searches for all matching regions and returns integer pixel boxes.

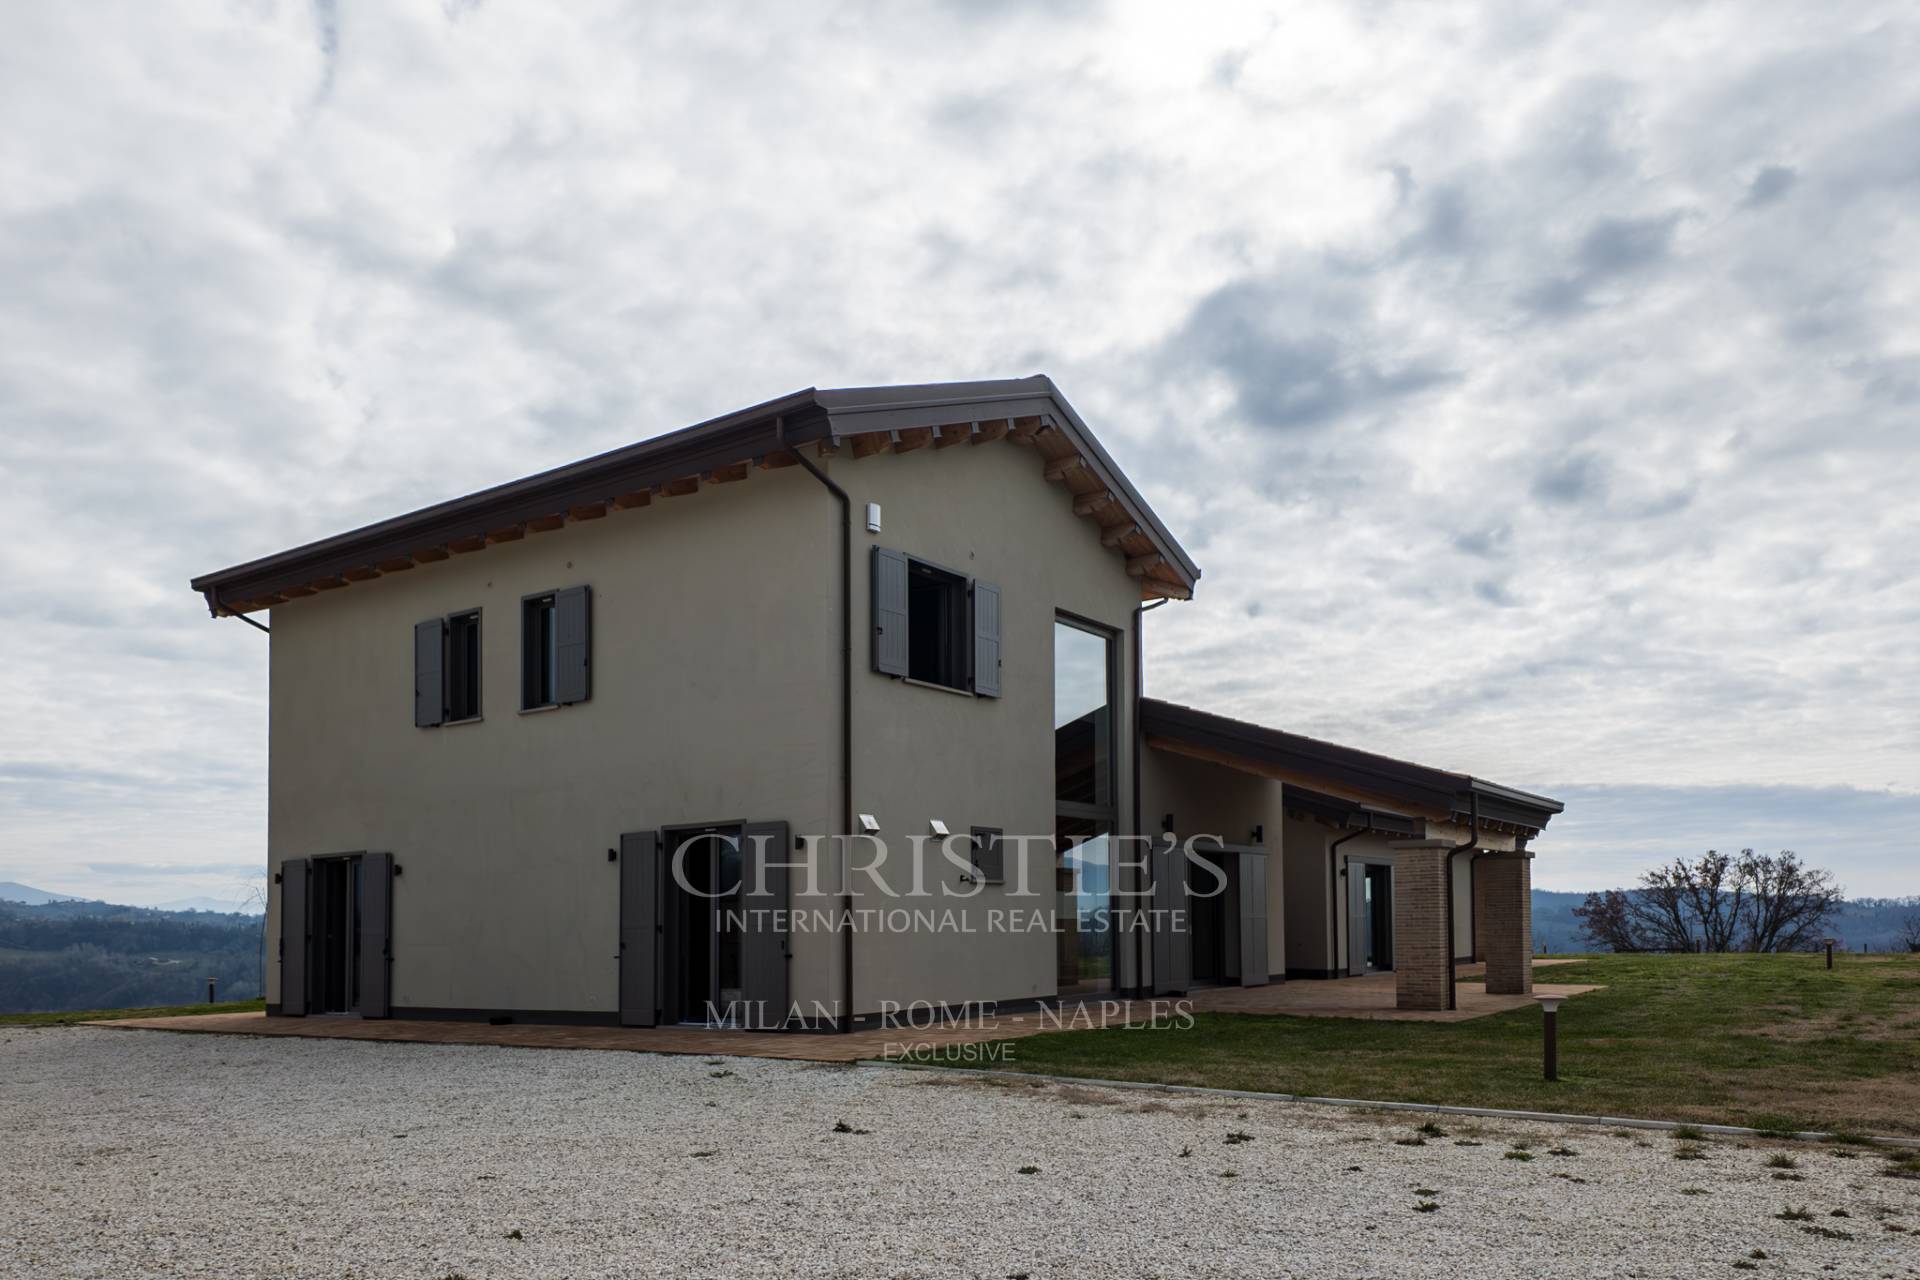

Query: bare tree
[1627,854,1735,951]
[1572,889,1642,952]
[1737,850,1844,953]
[1899,911,1920,954]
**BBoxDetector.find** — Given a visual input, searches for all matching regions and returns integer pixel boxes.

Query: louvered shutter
[871,547,908,676]
[740,820,791,1030]
[554,585,592,705]
[279,858,309,1016]
[358,852,394,1017]
[413,618,445,727]
[619,830,659,1027]
[971,580,1001,697]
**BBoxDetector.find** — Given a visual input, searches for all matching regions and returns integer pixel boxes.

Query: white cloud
[1,0,1916,900]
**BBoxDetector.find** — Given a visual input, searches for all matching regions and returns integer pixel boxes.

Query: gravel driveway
[2,1026,1915,1278]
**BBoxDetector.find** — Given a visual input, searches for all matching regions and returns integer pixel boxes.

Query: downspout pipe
[1443,786,1482,1013]
[780,420,856,1034]
[1329,827,1368,976]
[1130,597,1167,999]
[204,590,271,634]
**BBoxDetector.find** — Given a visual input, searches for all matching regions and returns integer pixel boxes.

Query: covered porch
[1139,699,1565,1013]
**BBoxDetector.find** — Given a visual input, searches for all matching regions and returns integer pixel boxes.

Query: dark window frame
[970,826,1005,885]
[521,590,558,711]
[905,556,971,692]
[443,608,482,723]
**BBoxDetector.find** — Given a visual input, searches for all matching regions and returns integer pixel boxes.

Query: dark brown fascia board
[1140,697,1562,833]
[1141,698,1464,814]
[189,391,830,610]
[816,375,1201,591]
[190,375,1201,614]
[1284,785,1423,837]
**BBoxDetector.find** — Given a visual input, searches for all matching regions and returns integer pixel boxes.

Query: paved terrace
[91,962,1597,1063]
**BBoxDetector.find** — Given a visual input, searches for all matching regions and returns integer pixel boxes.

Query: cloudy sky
[2,1,1916,908]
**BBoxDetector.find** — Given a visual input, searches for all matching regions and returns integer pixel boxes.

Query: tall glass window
[1055,618,1117,996]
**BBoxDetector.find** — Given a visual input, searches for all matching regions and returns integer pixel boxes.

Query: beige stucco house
[190,377,1561,1031]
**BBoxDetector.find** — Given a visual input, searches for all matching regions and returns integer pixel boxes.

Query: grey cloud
[1163,276,1454,431]
[1522,212,1683,316]
[1742,164,1798,207]
[1530,452,1608,505]
[1453,523,1512,558]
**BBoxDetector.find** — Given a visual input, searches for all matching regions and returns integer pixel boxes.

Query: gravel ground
[3,1027,1917,1279]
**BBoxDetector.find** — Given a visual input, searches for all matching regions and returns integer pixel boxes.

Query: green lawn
[995,953,1920,1136]
[0,998,265,1027]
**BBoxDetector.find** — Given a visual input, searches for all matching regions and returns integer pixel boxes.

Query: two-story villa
[190,377,1560,1031]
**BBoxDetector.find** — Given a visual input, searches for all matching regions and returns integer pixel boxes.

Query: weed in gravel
[1880,1153,1920,1180]
[1828,1208,1850,1218]
[1548,1146,1578,1157]
[1765,1154,1798,1169]
[831,1121,871,1135]
[1413,1188,1437,1197]
[1799,1225,1853,1241]
[1680,1188,1708,1196]
[1018,1165,1040,1175]
[1674,1143,1709,1161]
[1344,1165,1362,1172]
[691,1151,716,1159]
[1776,1205,1813,1221]
[503,1230,522,1241]
[1549,1172,1589,1184]
[702,1059,724,1066]
[709,1070,736,1079]
[1672,1125,1706,1141]
[1224,1131,1254,1146]
[1413,1201,1439,1213]
[1884,1223,1910,1233]
[1730,1261,1757,1271]
[1504,1149,1534,1162]
[1178,1147,1192,1158]
[1416,1121,1447,1138]
[1454,1139,1482,1147]
[1394,1136,1427,1147]
[1748,1250,1768,1260]
[1218,1170,1239,1179]
[1511,1139,1534,1150]
[1771,1172,1805,1181]
[1826,1131,1873,1147]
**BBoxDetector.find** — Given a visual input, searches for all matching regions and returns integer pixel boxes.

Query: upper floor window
[522,586,592,710]
[415,609,482,727]
[870,547,1000,698]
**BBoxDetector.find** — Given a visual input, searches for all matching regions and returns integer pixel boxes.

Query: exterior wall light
[859,814,881,834]
[929,819,950,837]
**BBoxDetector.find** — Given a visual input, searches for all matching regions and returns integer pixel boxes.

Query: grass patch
[0,999,266,1027]
[989,954,1920,1135]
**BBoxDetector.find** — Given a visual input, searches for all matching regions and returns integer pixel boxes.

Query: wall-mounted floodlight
[859,814,881,834]
[929,818,950,837]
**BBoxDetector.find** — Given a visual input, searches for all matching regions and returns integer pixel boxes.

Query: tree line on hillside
[1567,849,1901,953]
[0,899,264,1013]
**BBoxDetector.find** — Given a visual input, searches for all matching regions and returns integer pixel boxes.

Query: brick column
[1391,844,1453,1011]
[1479,854,1533,995]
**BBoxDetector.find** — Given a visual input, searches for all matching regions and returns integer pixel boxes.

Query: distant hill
[153,896,264,916]
[0,881,85,906]
[0,897,263,1014]
[1533,889,1919,953]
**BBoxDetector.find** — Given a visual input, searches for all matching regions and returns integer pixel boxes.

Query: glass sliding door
[1055,617,1118,996]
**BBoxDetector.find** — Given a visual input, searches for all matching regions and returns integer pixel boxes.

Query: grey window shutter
[740,820,790,1030]
[971,579,1001,697]
[358,852,394,1017]
[871,547,908,676]
[414,618,445,727]
[1151,838,1191,996]
[554,585,592,705]
[1238,852,1269,988]
[1346,861,1367,975]
[970,827,1003,884]
[279,858,309,1016]
[619,830,659,1027]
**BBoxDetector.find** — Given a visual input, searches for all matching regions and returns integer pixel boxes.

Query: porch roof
[1139,699,1563,838]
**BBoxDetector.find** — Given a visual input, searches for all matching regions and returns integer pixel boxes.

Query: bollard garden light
[1536,994,1566,1082]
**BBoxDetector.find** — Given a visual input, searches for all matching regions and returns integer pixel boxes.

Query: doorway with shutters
[619,821,791,1031]
[276,851,393,1018]
[1346,860,1394,974]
